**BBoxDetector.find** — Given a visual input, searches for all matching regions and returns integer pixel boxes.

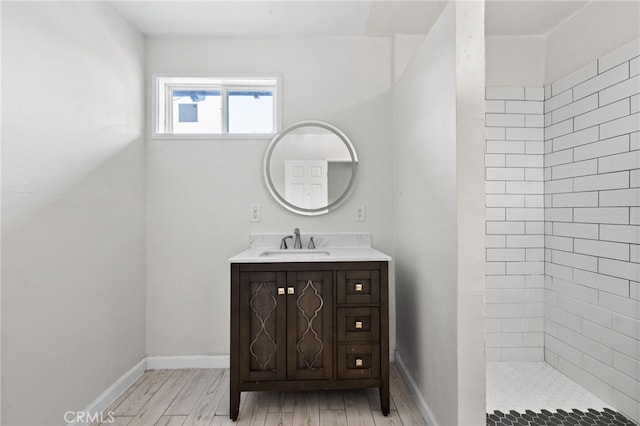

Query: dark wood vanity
[229,261,389,420]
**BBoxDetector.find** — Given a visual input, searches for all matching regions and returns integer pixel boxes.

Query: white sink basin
[259,249,331,259]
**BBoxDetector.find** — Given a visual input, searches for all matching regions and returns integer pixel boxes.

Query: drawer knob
[287,287,295,295]
[355,321,363,329]
[354,283,363,292]
[355,358,363,367]
[278,287,285,295]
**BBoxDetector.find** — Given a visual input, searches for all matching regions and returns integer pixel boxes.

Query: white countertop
[229,232,391,263]
[229,247,391,263]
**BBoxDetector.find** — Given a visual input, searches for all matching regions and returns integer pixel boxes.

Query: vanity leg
[229,354,240,420]
[380,382,390,415]
[230,389,240,421]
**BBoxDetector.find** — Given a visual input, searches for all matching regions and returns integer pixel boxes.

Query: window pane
[227,90,274,134]
[172,90,222,133]
[178,104,198,122]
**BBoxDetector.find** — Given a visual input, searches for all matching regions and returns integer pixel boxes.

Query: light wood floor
[96,364,427,426]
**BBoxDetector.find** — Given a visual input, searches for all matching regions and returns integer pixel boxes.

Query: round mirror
[263,121,358,216]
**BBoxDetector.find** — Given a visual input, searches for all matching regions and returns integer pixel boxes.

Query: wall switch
[355,205,366,222]
[249,204,262,222]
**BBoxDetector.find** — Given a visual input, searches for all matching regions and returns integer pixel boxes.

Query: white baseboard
[394,352,439,426]
[68,358,146,426]
[146,355,230,370]
[71,355,229,425]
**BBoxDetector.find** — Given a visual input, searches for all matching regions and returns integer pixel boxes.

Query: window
[154,76,279,138]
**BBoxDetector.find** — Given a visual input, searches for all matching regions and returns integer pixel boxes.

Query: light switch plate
[355,205,366,222]
[249,204,262,222]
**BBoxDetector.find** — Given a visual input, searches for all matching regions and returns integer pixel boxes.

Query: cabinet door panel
[286,270,333,380]
[239,271,287,382]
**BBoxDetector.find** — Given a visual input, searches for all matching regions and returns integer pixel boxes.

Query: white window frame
[153,74,282,140]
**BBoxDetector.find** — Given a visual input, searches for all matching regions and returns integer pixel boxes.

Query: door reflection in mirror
[264,121,358,216]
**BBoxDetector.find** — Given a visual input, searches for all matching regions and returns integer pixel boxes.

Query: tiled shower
[485,86,546,362]
[485,39,639,423]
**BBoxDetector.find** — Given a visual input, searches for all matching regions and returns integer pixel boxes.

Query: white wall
[486,35,546,87]
[394,7,457,420]
[545,1,640,85]
[1,2,146,425]
[393,2,485,424]
[145,37,395,357]
[455,2,487,423]
[392,34,425,83]
[485,2,640,89]
[543,38,640,423]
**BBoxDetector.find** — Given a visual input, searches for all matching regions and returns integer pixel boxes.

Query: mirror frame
[263,120,358,216]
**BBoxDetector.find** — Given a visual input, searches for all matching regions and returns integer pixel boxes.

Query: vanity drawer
[337,270,380,305]
[337,344,380,380]
[337,307,379,342]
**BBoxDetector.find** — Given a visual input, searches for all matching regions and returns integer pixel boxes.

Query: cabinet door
[239,271,287,382]
[286,270,333,380]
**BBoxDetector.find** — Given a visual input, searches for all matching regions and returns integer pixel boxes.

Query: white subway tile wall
[485,86,545,362]
[543,38,640,424]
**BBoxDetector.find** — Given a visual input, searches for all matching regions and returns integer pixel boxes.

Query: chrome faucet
[293,228,302,249]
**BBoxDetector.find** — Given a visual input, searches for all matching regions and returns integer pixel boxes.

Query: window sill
[151,133,276,141]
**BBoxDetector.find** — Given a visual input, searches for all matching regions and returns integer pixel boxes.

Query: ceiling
[111,1,589,38]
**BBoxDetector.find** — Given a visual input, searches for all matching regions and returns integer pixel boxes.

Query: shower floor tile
[486,362,639,425]
[486,407,638,426]
[486,362,610,413]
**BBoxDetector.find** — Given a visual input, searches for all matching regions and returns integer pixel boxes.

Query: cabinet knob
[287,287,295,295]
[355,321,363,329]
[278,287,285,295]
[355,358,363,367]
[354,283,363,292]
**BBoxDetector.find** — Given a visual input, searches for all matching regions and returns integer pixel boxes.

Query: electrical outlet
[249,204,262,222]
[354,205,366,222]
